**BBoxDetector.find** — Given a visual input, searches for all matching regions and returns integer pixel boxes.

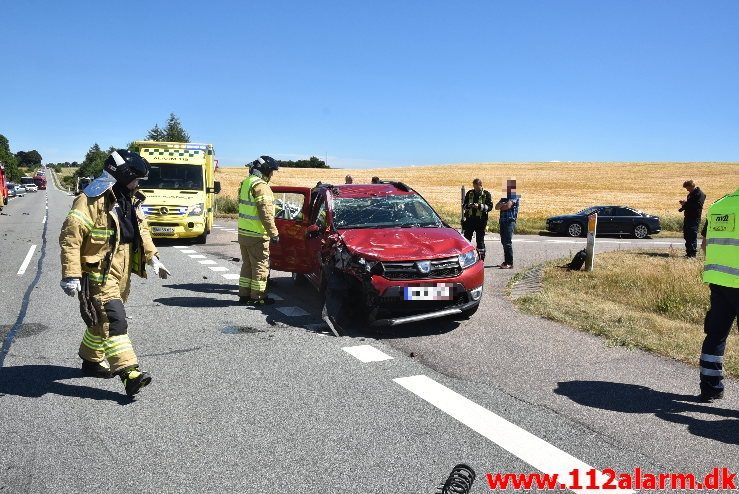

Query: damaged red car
[269,182,484,329]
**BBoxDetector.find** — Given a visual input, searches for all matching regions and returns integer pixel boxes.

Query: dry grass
[215,162,739,232]
[513,249,739,377]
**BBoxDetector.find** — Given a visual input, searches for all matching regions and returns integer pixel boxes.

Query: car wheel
[193,232,208,244]
[633,224,649,239]
[567,222,583,237]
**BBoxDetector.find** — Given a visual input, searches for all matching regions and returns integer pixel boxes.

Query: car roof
[326,183,416,199]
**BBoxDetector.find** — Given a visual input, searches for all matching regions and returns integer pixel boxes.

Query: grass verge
[510,249,739,377]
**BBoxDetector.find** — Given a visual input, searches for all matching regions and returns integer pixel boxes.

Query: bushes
[214,195,238,215]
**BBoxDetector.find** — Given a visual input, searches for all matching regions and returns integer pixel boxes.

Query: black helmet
[104,149,150,185]
[250,155,279,174]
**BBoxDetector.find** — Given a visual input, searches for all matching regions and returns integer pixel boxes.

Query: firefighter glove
[149,256,171,279]
[60,277,82,297]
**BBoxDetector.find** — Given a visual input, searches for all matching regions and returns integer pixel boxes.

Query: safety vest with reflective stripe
[238,174,269,237]
[703,188,739,288]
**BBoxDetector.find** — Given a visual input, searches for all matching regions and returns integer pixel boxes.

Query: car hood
[339,227,472,261]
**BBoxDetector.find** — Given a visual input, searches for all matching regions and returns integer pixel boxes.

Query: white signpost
[585,213,598,271]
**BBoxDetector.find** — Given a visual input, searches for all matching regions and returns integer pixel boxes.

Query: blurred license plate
[403,284,453,301]
[151,227,175,234]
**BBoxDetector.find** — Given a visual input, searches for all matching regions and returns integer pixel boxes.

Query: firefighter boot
[81,359,113,379]
[120,366,152,396]
[477,248,486,261]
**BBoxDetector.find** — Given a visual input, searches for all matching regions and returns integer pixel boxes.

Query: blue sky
[1,1,737,168]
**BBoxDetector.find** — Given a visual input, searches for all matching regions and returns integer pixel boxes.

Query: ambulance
[132,141,221,243]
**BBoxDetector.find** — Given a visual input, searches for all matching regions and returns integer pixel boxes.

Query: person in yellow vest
[59,150,170,397]
[697,187,739,402]
[238,156,280,305]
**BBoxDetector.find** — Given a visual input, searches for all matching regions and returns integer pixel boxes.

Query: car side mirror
[306,224,320,239]
[208,181,221,194]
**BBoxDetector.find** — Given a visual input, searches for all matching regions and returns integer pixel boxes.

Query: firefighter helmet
[104,149,150,185]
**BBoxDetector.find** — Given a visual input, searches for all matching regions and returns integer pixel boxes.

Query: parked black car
[546,206,661,239]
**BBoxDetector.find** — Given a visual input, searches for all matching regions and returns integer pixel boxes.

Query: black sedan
[546,206,661,239]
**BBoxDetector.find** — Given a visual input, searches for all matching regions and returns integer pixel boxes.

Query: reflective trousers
[463,218,487,258]
[239,236,270,299]
[78,244,138,374]
[699,284,739,395]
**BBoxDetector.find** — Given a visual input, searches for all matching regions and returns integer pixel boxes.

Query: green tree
[164,113,190,142]
[77,143,107,179]
[145,124,166,141]
[15,150,43,166]
[0,134,21,181]
[277,156,330,169]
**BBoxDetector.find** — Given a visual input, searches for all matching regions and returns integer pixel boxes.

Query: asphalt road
[1,181,736,494]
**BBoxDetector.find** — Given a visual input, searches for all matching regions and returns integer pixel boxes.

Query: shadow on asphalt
[162,283,238,296]
[0,364,131,405]
[555,381,739,445]
[153,296,242,308]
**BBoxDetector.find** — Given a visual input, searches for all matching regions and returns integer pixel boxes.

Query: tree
[15,150,43,166]
[277,156,330,169]
[164,113,190,142]
[0,134,22,181]
[77,143,107,179]
[145,124,166,141]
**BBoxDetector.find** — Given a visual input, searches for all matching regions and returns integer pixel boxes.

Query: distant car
[7,184,16,198]
[25,183,38,192]
[546,206,661,239]
[8,184,26,197]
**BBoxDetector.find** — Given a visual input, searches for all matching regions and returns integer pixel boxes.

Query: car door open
[269,186,316,273]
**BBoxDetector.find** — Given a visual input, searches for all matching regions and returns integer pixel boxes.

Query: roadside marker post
[585,213,597,271]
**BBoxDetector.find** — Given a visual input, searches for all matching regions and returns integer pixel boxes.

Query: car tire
[193,232,208,244]
[567,222,584,237]
[633,224,649,239]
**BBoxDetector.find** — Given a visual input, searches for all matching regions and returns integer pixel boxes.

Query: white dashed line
[180,249,197,254]
[222,273,240,280]
[198,260,217,265]
[342,345,393,362]
[17,245,37,275]
[209,266,229,272]
[394,375,633,494]
[275,306,310,317]
[173,246,187,249]
[188,254,206,259]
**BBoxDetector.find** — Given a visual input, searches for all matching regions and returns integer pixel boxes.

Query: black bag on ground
[568,249,587,271]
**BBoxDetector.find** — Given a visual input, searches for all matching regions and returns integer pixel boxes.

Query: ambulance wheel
[193,232,208,244]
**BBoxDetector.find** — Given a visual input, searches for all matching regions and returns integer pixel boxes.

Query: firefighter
[59,150,170,397]
[462,178,493,261]
[697,187,739,402]
[238,155,280,305]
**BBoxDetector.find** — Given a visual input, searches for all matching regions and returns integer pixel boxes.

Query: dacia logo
[416,261,431,274]
[159,206,169,215]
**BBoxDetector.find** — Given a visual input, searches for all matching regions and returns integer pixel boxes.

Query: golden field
[215,162,739,232]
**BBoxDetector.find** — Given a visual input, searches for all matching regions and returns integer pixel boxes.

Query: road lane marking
[42,215,46,224]
[209,266,229,272]
[222,273,240,280]
[343,345,393,362]
[180,249,197,254]
[198,260,217,265]
[17,245,37,275]
[275,306,310,317]
[394,375,633,494]
[173,246,187,249]
[188,254,206,259]
[270,294,284,301]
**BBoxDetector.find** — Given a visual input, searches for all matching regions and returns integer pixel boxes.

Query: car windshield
[139,163,204,191]
[333,194,442,229]
[577,206,599,215]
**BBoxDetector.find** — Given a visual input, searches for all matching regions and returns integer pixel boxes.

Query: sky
[1,0,738,168]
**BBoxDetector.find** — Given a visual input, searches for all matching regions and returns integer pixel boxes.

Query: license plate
[403,283,453,301]
[151,227,175,234]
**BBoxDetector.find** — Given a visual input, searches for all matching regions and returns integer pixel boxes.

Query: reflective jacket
[60,189,158,283]
[238,173,278,239]
[463,189,493,221]
[703,188,739,288]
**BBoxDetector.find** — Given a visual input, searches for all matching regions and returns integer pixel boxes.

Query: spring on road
[436,463,476,494]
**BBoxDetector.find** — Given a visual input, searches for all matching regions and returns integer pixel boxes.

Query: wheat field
[215,162,739,230]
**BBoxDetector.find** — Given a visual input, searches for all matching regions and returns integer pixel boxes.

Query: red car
[270,182,484,329]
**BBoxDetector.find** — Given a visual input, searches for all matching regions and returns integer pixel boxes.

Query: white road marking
[598,240,632,244]
[270,294,284,301]
[512,239,539,243]
[172,246,187,249]
[222,273,240,280]
[198,260,217,265]
[394,375,633,494]
[224,229,237,232]
[275,306,310,317]
[42,215,46,224]
[650,241,679,245]
[17,245,37,275]
[209,266,229,272]
[342,345,393,362]
[546,239,582,244]
[188,254,206,259]
[180,249,197,254]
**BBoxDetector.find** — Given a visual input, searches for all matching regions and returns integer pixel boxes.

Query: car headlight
[458,250,478,269]
[188,203,204,216]
[550,219,564,224]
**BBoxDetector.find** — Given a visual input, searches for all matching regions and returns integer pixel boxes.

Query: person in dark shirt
[678,180,706,258]
[462,178,493,261]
